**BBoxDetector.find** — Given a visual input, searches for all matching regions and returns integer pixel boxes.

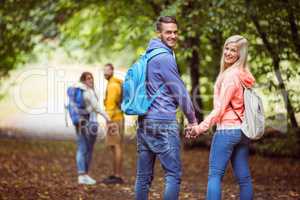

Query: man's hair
[156,16,178,32]
[105,63,114,70]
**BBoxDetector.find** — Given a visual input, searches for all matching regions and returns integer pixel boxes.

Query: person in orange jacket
[103,63,125,184]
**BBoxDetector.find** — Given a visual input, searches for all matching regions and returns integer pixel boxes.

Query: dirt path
[0,138,299,200]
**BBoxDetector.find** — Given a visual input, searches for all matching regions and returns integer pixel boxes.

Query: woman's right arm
[84,90,110,122]
[195,75,238,134]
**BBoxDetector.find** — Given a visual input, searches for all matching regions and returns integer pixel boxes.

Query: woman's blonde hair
[220,35,249,73]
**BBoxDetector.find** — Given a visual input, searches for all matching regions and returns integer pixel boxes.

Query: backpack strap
[237,77,248,90]
[146,48,170,60]
[146,48,170,103]
[229,102,243,123]
[230,77,248,123]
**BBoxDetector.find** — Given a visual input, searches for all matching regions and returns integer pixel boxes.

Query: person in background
[103,63,125,184]
[75,72,110,185]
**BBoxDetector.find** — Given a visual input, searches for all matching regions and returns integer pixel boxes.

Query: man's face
[104,66,113,80]
[158,22,178,49]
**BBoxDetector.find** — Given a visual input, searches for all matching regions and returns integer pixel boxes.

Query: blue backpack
[121,48,169,115]
[66,87,89,126]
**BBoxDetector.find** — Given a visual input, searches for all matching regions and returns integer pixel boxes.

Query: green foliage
[60,1,157,62]
[253,128,300,158]
[0,0,299,128]
[0,0,80,78]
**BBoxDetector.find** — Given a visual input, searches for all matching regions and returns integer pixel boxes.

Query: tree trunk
[187,36,203,123]
[209,29,223,80]
[273,61,298,128]
[286,0,300,58]
[245,0,299,128]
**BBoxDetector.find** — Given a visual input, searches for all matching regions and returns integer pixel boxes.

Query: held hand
[184,126,192,138]
[185,124,205,139]
[184,122,197,139]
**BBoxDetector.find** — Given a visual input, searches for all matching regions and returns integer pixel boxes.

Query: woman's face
[224,42,239,67]
[84,74,94,88]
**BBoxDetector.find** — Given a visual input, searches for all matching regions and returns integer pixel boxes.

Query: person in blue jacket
[135,16,197,200]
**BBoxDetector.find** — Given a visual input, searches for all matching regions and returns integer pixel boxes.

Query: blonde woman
[186,35,255,200]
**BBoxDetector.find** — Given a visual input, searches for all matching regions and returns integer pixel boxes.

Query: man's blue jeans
[207,129,253,200]
[76,124,97,174]
[135,119,181,200]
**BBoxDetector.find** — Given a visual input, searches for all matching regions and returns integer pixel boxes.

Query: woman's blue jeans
[207,129,253,200]
[75,122,97,174]
[135,119,181,200]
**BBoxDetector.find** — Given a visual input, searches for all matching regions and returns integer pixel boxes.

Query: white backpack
[231,84,265,140]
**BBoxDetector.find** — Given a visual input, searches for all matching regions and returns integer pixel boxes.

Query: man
[103,63,124,184]
[135,16,197,200]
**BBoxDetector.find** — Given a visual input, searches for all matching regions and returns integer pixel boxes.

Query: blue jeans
[135,119,181,200]
[75,121,97,174]
[207,129,253,200]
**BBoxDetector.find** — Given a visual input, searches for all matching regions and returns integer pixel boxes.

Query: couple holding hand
[135,16,254,200]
